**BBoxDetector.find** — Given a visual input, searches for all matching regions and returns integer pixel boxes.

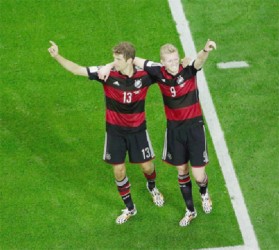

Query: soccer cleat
[146,183,164,207]
[201,189,212,214]
[179,208,197,227]
[116,205,137,224]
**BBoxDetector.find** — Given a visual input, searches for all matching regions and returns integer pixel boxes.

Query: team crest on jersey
[176,75,184,85]
[203,151,209,163]
[167,152,172,160]
[105,153,111,160]
[134,79,142,89]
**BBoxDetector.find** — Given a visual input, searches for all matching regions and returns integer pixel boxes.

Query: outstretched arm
[194,40,217,70]
[48,41,88,77]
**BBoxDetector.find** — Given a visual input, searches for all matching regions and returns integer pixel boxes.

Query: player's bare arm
[133,57,146,69]
[48,41,88,77]
[181,57,193,68]
[194,40,217,70]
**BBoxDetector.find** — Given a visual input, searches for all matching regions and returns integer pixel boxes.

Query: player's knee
[113,164,126,180]
[192,166,206,181]
[195,173,208,187]
[140,161,154,174]
[176,164,189,175]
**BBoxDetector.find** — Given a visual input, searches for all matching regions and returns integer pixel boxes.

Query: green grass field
[1,0,278,249]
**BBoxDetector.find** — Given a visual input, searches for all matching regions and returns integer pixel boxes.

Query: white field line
[217,61,250,69]
[167,1,259,250]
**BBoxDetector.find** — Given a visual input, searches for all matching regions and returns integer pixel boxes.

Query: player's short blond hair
[113,42,136,61]
[160,44,178,60]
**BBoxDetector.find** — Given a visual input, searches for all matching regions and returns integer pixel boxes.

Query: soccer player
[48,41,164,224]
[98,39,216,227]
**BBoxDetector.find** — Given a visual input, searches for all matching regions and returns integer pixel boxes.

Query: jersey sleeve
[86,66,103,83]
[143,60,162,80]
[184,60,200,75]
[191,59,202,72]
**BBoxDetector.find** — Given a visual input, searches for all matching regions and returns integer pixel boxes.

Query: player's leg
[113,164,134,210]
[140,160,164,207]
[141,160,156,190]
[113,164,137,224]
[191,166,208,194]
[162,127,197,226]
[103,132,137,224]
[177,164,194,212]
[192,166,212,214]
[177,164,197,227]
[188,125,212,214]
[128,130,164,207]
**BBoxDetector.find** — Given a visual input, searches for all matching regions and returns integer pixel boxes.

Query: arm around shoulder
[133,57,146,69]
[98,62,114,81]
[48,41,88,77]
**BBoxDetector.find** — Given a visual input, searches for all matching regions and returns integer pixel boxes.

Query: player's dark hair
[113,42,135,61]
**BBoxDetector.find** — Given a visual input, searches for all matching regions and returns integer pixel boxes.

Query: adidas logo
[113,81,120,86]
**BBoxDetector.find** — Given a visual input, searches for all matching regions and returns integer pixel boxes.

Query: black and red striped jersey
[144,60,204,129]
[87,66,155,135]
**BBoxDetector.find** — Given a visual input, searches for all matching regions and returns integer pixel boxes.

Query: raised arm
[193,40,216,70]
[48,41,88,77]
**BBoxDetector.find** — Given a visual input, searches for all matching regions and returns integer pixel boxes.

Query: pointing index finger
[49,41,56,46]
